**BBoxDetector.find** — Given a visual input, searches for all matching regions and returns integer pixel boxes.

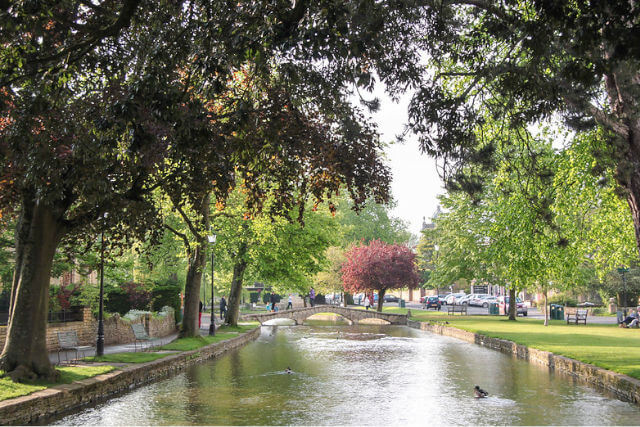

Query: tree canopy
[341,239,419,311]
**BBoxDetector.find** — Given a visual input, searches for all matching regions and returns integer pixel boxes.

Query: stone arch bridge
[239,305,408,325]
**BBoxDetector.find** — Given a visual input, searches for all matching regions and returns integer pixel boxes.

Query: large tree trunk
[377,288,386,312]
[225,241,248,327]
[1,201,64,381]
[180,244,207,337]
[508,287,516,321]
[179,194,210,338]
[602,65,640,258]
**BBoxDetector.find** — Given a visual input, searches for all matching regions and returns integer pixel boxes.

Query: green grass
[0,365,115,402]
[84,352,171,364]
[218,322,259,333]
[382,307,640,380]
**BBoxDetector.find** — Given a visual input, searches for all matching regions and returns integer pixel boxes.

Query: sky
[368,91,444,237]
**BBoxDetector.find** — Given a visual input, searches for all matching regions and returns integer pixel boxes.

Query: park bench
[131,323,154,351]
[447,304,468,315]
[57,330,94,364]
[566,308,588,325]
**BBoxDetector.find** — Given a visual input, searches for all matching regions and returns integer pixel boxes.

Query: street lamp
[96,213,107,356]
[208,233,217,336]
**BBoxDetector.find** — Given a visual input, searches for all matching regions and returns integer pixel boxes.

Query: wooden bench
[447,304,468,315]
[131,323,153,351]
[566,308,588,325]
[57,331,94,364]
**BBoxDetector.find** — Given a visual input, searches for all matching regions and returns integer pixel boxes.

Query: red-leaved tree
[341,240,419,312]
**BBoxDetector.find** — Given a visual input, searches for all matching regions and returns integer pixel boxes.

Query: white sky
[367,91,444,236]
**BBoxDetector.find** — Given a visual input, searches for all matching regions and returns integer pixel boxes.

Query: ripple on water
[52,325,640,426]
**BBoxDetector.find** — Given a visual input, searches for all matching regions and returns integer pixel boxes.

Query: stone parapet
[408,320,640,406]
[0,309,177,352]
[0,327,261,425]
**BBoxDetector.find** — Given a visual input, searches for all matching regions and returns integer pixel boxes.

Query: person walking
[270,293,278,312]
[309,287,316,307]
[219,296,227,320]
[364,295,371,310]
[199,300,203,328]
[286,294,293,310]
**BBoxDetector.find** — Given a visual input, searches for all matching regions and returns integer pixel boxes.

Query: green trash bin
[549,304,557,320]
[557,305,564,321]
[489,302,499,315]
[398,299,405,308]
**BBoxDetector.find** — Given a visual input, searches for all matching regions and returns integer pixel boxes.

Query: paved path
[49,316,225,365]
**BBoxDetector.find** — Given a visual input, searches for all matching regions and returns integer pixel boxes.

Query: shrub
[121,282,152,309]
[249,292,260,304]
[548,295,578,307]
[104,285,130,315]
[150,279,181,322]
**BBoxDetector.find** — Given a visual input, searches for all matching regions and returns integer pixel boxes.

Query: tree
[335,196,412,246]
[409,1,640,258]
[213,189,338,326]
[341,240,419,311]
[314,246,348,306]
[1,1,426,380]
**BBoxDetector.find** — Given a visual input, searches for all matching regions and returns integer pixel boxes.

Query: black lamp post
[618,267,629,316]
[208,233,217,336]
[96,214,107,356]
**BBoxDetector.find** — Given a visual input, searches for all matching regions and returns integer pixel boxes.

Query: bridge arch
[240,305,408,326]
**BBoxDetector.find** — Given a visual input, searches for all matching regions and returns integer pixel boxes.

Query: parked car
[469,294,490,307]
[423,296,441,310]
[479,296,497,308]
[384,294,400,303]
[458,294,475,305]
[496,296,528,316]
[444,293,466,305]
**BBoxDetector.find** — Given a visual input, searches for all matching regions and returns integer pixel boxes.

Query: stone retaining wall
[0,327,261,425]
[0,309,177,352]
[408,320,640,405]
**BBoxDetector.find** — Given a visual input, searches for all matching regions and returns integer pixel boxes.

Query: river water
[53,322,640,425]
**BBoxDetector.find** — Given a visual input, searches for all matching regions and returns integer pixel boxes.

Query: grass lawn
[380,307,640,380]
[159,323,259,351]
[84,352,171,364]
[0,365,114,402]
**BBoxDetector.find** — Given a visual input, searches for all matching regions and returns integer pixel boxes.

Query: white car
[469,294,490,306]
[444,293,466,305]
[479,296,497,308]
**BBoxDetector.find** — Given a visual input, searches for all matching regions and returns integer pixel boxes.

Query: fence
[0,306,84,326]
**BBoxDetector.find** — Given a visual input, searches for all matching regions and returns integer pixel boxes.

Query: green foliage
[547,295,578,307]
[249,292,260,304]
[334,196,412,246]
[150,279,181,315]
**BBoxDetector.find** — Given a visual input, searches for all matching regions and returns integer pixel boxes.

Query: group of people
[198,296,228,328]
[619,306,640,328]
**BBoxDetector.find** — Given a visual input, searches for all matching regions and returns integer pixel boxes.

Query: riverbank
[0,325,261,425]
[399,311,640,405]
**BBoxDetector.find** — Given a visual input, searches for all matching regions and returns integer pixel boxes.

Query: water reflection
[53,323,640,425]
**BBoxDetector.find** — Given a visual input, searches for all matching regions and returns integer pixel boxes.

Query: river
[53,321,640,425]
